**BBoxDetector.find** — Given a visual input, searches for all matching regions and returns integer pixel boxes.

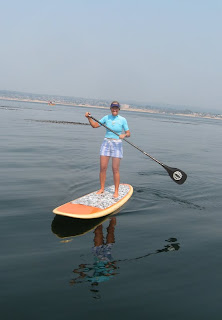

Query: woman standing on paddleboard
[85,101,130,198]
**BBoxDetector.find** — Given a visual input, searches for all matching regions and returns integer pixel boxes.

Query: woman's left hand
[119,134,126,139]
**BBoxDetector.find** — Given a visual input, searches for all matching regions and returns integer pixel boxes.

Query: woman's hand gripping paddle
[89,115,187,185]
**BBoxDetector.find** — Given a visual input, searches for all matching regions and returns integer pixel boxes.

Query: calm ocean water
[1,100,222,319]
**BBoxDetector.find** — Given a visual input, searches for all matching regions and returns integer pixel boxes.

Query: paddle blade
[162,165,187,185]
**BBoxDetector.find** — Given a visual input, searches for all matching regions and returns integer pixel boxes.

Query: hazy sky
[1,0,222,111]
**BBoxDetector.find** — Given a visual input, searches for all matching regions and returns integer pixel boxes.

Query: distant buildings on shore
[0,90,221,120]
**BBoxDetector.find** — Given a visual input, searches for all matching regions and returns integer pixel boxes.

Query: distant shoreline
[0,96,221,121]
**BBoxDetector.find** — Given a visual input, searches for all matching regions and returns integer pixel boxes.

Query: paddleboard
[53,184,133,219]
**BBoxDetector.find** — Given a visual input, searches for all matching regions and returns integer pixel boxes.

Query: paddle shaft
[88,115,187,184]
[89,115,162,166]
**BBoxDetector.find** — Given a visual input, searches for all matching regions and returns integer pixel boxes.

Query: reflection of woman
[92,217,117,278]
[70,223,180,299]
[70,218,117,286]
[85,101,130,198]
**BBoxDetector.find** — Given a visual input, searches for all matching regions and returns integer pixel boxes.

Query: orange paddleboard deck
[53,184,133,219]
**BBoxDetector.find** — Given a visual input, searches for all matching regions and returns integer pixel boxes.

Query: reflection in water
[70,217,117,299]
[121,237,180,262]
[51,215,181,300]
[51,214,110,239]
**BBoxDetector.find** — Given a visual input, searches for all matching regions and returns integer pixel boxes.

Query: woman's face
[110,106,120,116]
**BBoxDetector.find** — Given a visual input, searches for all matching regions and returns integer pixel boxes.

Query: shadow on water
[51,214,181,300]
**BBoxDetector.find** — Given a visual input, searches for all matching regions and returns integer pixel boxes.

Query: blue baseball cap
[110,101,120,108]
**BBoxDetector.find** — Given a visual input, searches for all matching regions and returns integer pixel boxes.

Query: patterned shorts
[100,138,123,158]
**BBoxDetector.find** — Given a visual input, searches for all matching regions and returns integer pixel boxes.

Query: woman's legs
[112,157,121,198]
[97,155,110,194]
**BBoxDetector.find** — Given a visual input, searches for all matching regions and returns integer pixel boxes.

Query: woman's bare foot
[96,189,104,195]
[113,192,119,198]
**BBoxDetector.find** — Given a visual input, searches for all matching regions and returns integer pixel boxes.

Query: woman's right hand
[85,112,91,118]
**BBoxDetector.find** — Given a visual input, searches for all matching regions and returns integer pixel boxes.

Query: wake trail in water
[134,186,204,210]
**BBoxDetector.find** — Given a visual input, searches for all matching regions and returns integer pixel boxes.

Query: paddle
[89,115,187,185]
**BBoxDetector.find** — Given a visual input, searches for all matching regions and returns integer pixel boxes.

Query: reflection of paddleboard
[53,184,133,219]
[51,214,112,238]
